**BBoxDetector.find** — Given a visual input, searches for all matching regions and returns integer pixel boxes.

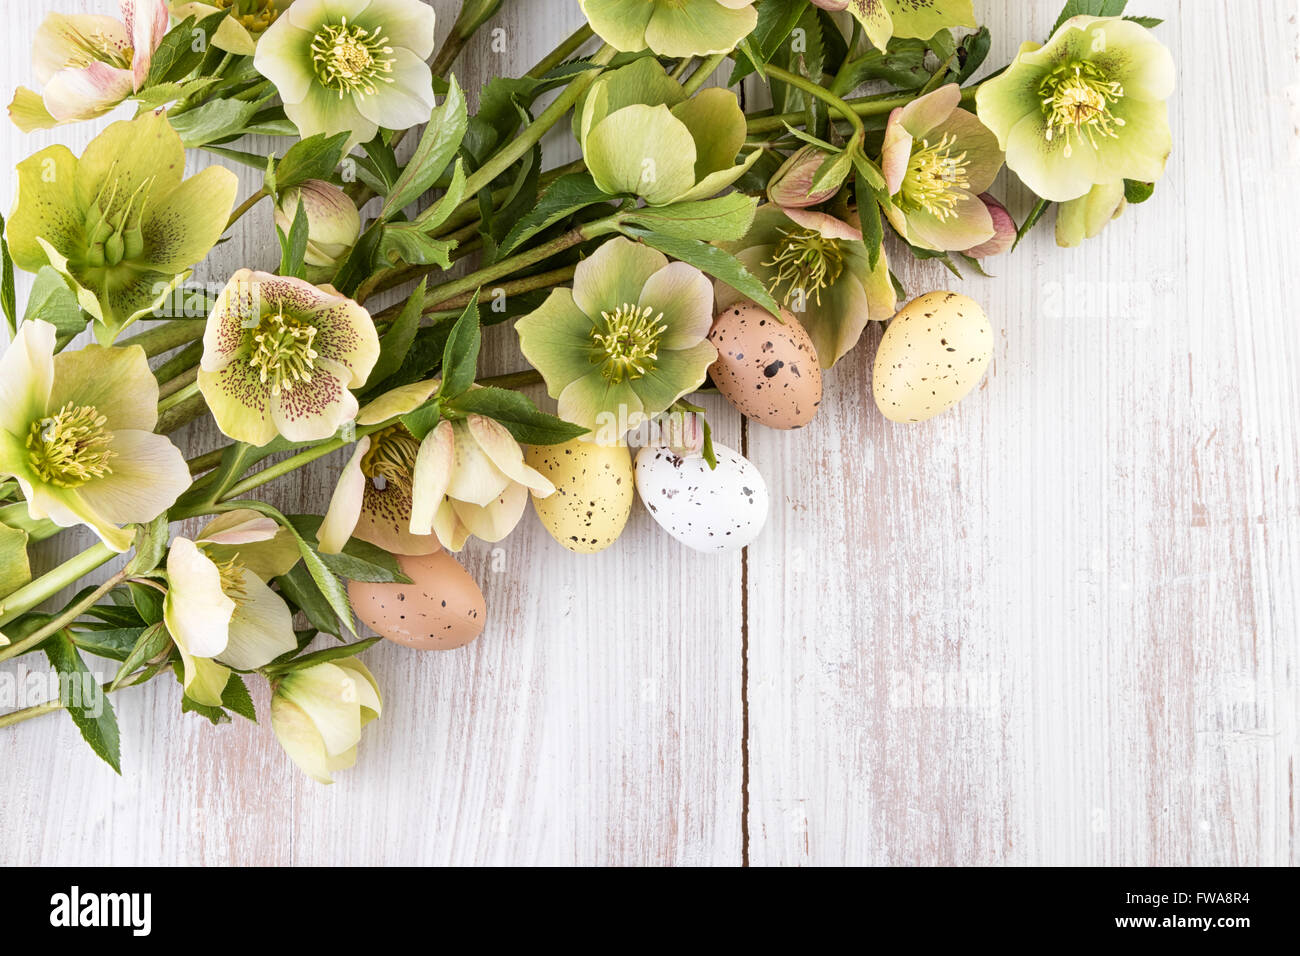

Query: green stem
[763,64,865,137]
[477,369,543,390]
[0,564,128,662]
[155,391,208,434]
[119,319,206,357]
[0,701,63,729]
[0,541,116,629]
[226,187,268,231]
[157,379,200,414]
[746,83,982,135]
[153,339,204,387]
[186,448,225,475]
[211,423,388,504]
[527,23,596,78]
[682,53,728,97]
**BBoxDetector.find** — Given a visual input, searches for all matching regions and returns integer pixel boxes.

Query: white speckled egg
[634,443,769,553]
[872,291,992,423]
[525,438,634,553]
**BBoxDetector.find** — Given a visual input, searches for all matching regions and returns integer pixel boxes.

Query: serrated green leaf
[286,515,412,584]
[1012,197,1053,250]
[127,514,170,576]
[278,199,310,278]
[447,387,588,445]
[367,278,425,390]
[1050,0,1128,37]
[266,636,382,675]
[110,622,169,690]
[220,673,257,722]
[45,634,120,773]
[438,293,482,400]
[71,626,147,663]
[169,97,260,148]
[274,132,350,195]
[383,77,469,219]
[499,172,613,256]
[276,563,342,638]
[399,399,443,441]
[128,582,164,626]
[621,194,759,243]
[1,213,17,336]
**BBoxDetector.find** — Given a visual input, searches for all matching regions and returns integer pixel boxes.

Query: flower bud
[271,658,382,784]
[767,146,845,209]
[963,194,1017,258]
[274,180,362,269]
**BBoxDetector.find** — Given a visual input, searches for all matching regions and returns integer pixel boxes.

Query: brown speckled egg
[349,551,485,651]
[872,291,992,423]
[708,304,822,428]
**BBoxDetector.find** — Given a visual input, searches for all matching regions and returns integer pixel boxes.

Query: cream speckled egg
[872,291,992,423]
[635,443,769,553]
[708,304,822,429]
[349,551,485,650]
[524,438,634,553]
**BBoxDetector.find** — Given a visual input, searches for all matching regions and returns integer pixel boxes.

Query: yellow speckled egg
[524,438,634,553]
[708,304,822,428]
[349,551,485,650]
[872,291,992,423]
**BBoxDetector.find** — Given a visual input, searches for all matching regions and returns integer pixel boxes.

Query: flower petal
[629,340,716,416]
[466,415,554,496]
[881,108,913,195]
[280,662,362,757]
[357,380,440,424]
[75,111,184,215]
[670,88,746,179]
[177,649,232,707]
[34,13,129,85]
[218,571,297,670]
[358,479,439,554]
[557,368,645,435]
[572,236,668,319]
[1004,108,1100,203]
[335,658,382,722]
[75,428,191,525]
[973,41,1045,148]
[304,295,380,389]
[6,145,82,272]
[644,0,757,57]
[41,64,134,123]
[142,165,239,274]
[128,0,171,89]
[432,497,470,552]
[353,48,437,131]
[409,419,454,535]
[514,288,599,399]
[269,357,359,443]
[284,83,378,150]
[50,342,159,432]
[271,696,340,783]
[638,262,715,350]
[319,437,369,553]
[585,105,699,204]
[7,87,59,132]
[897,83,961,139]
[578,0,655,53]
[252,13,317,104]
[22,483,135,552]
[0,319,55,437]
[351,0,438,58]
[450,482,529,543]
[164,537,236,659]
[446,420,510,506]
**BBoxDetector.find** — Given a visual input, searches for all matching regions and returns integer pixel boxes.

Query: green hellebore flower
[829,1,976,53]
[717,205,896,369]
[271,657,382,783]
[975,15,1175,203]
[198,269,381,446]
[880,83,1004,252]
[5,111,239,344]
[579,0,757,58]
[171,1,292,56]
[0,518,32,600]
[1055,180,1126,247]
[163,510,302,707]
[515,236,718,438]
[254,0,436,149]
[0,320,191,553]
[579,57,760,205]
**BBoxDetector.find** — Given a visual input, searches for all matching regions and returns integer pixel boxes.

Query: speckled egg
[872,291,992,423]
[525,438,634,553]
[349,551,485,650]
[708,304,822,428]
[634,443,769,553]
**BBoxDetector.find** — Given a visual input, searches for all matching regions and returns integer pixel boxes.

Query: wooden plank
[745,0,1300,865]
[0,0,743,866]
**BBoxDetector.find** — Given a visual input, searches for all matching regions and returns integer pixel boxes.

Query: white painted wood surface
[1,0,1296,866]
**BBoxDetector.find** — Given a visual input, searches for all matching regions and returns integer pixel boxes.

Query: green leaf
[628,230,782,318]
[145,11,229,86]
[1123,15,1163,27]
[1012,197,1053,250]
[419,158,469,232]
[220,674,257,722]
[383,76,468,219]
[277,199,310,278]
[380,225,457,268]
[169,97,260,148]
[954,27,992,84]
[399,399,443,441]
[110,622,170,690]
[266,637,382,676]
[126,514,170,576]
[730,0,813,84]
[500,172,612,256]
[45,634,120,773]
[276,563,342,638]
[331,221,384,297]
[367,278,425,390]
[621,194,759,243]
[127,582,164,626]
[854,165,885,271]
[447,387,589,445]
[22,266,84,340]
[0,212,15,337]
[286,515,412,584]
[274,132,350,195]
[438,293,482,400]
[0,519,30,600]
[1124,179,1156,204]
[1050,0,1128,37]
[71,626,147,663]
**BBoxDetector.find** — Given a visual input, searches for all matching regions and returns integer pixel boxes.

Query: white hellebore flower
[271,658,382,783]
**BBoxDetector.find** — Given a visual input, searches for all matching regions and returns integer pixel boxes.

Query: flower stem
[528,24,596,78]
[0,565,129,662]
[477,369,543,390]
[682,53,728,97]
[153,340,204,387]
[226,187,268,231]
[0,700,63,729]
[211,423,386,504]
[763,64,866,137]
[157,379,201,414]
[745,82,983,136]
[186,448,225,475]
[120,319,206,357]
[0,541,116,630]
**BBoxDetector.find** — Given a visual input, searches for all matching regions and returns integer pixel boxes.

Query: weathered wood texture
[1,0,1296,866]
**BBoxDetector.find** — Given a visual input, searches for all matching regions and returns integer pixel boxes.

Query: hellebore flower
[975,15,1175,203]
[171,0,290,56]
[880,83,1004,252]
[254,0,437,148]
[5,111,238,343]
[579,58,759,206]
[832,1,976,53]
[716,205,896,369]
[164,510,302,706]
[271,657,382,783]
[515,236,718,436]
[274,179,362,277]
[8,0,169,131]
[767,145,846,209]
[1055,180,1126,247]
[0,320,190,553]
[579,0,757,58]
[198,269,380,446]
[319,381,556,554]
